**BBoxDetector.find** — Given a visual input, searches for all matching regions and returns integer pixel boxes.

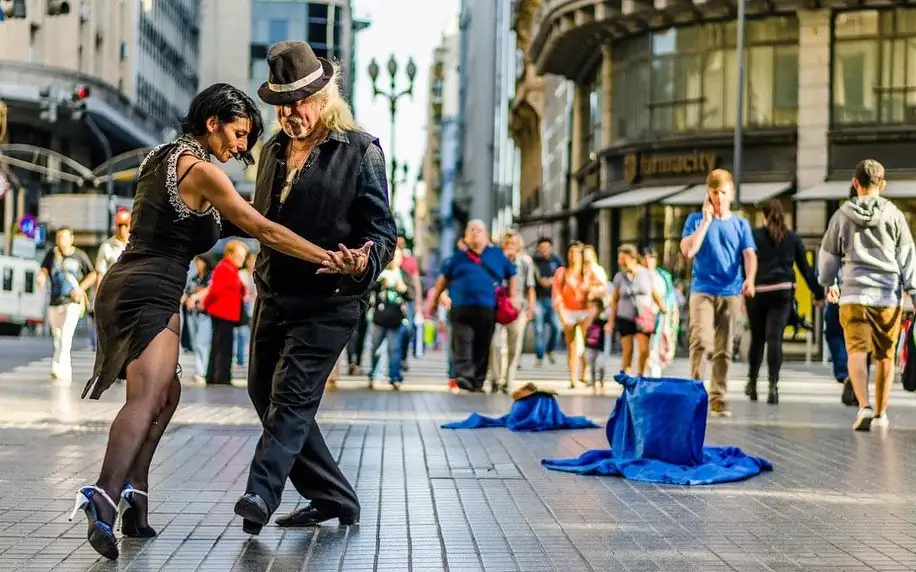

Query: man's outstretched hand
[317,242,374,275]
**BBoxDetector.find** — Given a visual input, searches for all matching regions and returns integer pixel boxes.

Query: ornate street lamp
[367,54,417,208]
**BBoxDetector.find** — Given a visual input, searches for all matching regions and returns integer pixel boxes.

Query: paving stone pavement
[1,344,916,571]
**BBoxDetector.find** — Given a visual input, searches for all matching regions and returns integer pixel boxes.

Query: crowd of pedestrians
[35,158,913,437]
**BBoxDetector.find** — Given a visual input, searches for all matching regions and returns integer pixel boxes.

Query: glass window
[24,271,34,294]
[309,21,327,43]
[589,78,602,152]
[2,268,11,292]
[308,3,328,19]
[832,8,916,126]
[611,16,798,138]
[268,19,287,45]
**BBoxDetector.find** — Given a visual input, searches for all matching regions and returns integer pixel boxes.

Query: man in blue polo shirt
[680,169,757,417]
[428,220,518,392]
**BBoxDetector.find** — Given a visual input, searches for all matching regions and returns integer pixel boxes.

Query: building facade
[0,0,201,247]
[456,0,519,236]
[510,0,573,254]
[530,2,916,266]
[525,0,916,356]
[417,24,461,277]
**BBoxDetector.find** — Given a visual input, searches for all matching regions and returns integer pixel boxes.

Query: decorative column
[599,43,614,269]
[795,9,831,236]
[568,83,590,240]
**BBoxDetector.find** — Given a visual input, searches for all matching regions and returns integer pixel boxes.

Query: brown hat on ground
[511,382,558,401]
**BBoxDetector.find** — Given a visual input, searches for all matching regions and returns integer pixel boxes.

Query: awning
[796,180,916,200]
[882,181,916,199]
[661,185,707,206]
[663,182,792,205]
[735,182,793,203]
[793,181,850,201]
[590,185,686,209]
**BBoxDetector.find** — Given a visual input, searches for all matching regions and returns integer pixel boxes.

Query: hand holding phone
[702,197,714,221]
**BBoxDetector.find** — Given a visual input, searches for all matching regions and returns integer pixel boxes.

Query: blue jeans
[234,325,250,366]
[400,301,416,362]
[824,303,848,381]
[534,298,561,359]
[369,325,403,382]
[185,311,212,377]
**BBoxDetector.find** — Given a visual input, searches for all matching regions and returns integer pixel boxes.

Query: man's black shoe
[454,377,474,391]
[242,519,263,535]
[275,505,359,527]
[234,493,270,533]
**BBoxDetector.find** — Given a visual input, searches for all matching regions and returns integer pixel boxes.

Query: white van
[0,255,45,336]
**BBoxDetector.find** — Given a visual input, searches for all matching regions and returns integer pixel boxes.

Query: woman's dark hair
[762,199,787,243]
[849,184,857,200]
[180,83,264,167]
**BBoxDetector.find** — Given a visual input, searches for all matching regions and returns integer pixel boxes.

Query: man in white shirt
[96,209,131,281]
[91,209,131,350]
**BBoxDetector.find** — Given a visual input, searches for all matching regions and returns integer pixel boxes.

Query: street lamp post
[733,0,747,205]
[367,54,417,208]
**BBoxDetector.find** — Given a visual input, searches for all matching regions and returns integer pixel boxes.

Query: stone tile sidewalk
[0,349,915,571]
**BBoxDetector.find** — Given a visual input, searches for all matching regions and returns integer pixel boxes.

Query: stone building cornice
[528,0,884,80]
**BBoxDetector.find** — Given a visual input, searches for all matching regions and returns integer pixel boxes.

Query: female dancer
[745,199,823,404]
[69,83,340,560]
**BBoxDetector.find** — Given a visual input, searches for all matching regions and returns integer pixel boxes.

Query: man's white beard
[281,119,310,140]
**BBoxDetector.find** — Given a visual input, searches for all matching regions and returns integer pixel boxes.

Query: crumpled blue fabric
[441,393,599,432]
[541,373,773,485]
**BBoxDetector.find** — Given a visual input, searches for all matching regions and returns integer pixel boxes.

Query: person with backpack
[38,227,96,384]
[368,248,410,389]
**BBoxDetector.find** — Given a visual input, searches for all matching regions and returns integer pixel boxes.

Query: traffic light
[71,85,89,121]
[38,87,58,123]
[0,0,27,19]
[46,0,69,15]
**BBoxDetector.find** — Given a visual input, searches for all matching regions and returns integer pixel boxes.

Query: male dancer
[227,41,397,532]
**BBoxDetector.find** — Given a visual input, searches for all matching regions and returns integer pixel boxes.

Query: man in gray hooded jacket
[818,159,916,432]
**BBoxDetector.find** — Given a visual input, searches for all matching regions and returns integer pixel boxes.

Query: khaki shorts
[839,303,903,359]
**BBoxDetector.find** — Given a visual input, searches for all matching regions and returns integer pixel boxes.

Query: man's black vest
[252,129,377,300]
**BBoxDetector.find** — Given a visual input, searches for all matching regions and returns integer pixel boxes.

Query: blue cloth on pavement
[541,373,773,485]
[441,392,599,432]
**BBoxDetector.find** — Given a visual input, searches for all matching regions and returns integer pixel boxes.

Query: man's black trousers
[450,305,496,390]
[244,296,361,518]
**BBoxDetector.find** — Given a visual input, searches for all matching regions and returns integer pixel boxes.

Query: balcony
[529,0,785,79]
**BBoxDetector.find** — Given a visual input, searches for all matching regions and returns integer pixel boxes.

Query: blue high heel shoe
[118,482,157,538]
[69,485,119,560]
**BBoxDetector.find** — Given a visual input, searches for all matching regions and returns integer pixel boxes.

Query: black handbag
[372,291,405,330]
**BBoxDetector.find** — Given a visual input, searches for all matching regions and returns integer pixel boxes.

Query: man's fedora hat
[258,41,333,106]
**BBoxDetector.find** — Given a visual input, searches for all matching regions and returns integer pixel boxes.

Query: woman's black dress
[83,135,221,399]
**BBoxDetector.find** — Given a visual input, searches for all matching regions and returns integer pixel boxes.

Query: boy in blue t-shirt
[680,169,758,418]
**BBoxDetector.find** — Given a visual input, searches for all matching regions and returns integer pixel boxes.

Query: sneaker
[872,414,890,430]
[853,406,874,431]
[710,403,732,418]
[447,379,459,394]
[535,359,544,368]
[547,352,556,365]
